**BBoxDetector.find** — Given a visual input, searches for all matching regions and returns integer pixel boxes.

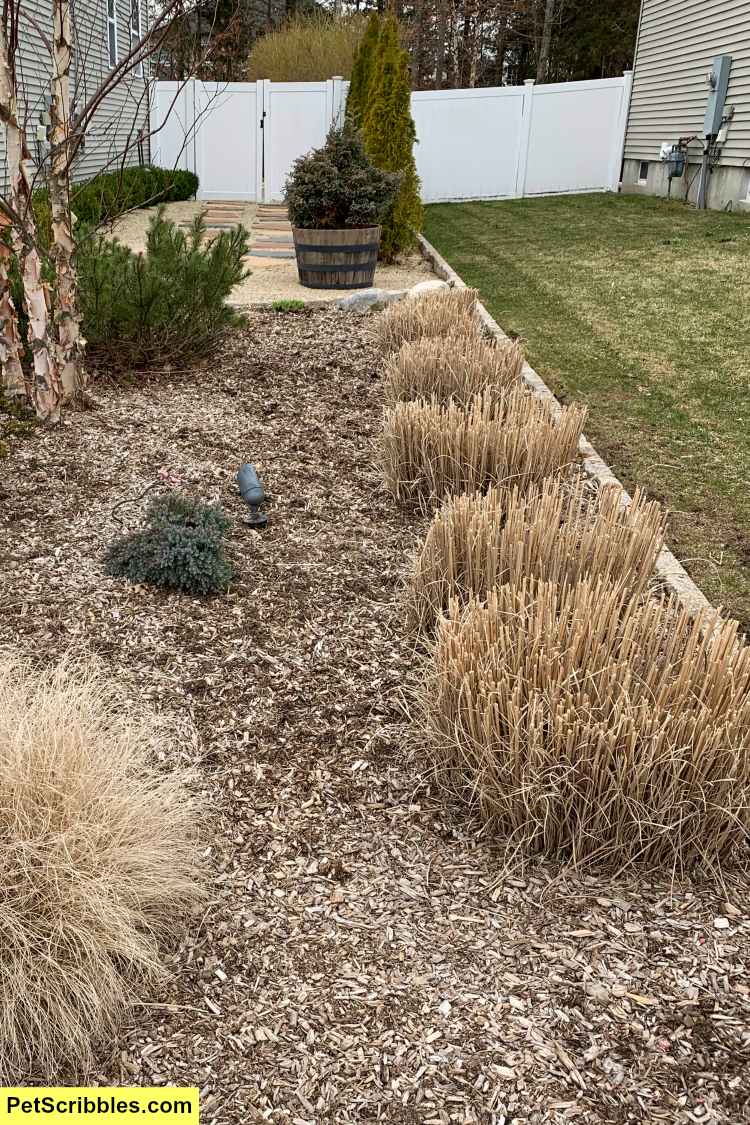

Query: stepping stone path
[179,201,249,239]
[246,203,295,267]
[179,201,296,267]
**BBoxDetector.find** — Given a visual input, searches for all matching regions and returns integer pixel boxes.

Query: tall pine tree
[363,11,422,263]
[346,12,381,127]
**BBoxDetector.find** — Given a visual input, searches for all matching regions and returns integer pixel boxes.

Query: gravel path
[111,201,436,303]
[0,311,749,1122]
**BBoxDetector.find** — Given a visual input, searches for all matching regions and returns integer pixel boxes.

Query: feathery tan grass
[381,388,586,503]
[410,479,665,629]
[376,288,479,353]
[0,655,204,1082]
[425,578,750,869]
[384,333,524,406]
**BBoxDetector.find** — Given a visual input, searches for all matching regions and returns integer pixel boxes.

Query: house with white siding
[621,0,750,212]
[5,0,150,192]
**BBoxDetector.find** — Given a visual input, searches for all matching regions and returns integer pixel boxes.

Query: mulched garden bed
[0,308,749,1123]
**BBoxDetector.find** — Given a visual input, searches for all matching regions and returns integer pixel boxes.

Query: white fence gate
[151,73,632,205]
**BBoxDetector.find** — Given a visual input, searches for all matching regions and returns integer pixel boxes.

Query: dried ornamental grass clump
[381,388,586,503]
[425,577,750,870]
[0,655,204,1082]
[384,333,524,406]
[376,287,479,353]
[410,479,665,628]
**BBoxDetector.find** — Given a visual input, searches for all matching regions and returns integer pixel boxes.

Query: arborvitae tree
[363,12,423,263]
[346,12,380,127]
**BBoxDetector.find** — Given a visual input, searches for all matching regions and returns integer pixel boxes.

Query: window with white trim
[130,0,142,75]
[106,0,117,66]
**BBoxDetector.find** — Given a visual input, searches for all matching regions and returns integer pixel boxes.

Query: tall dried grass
[425,578,750,869]
[0,655,204,1082]
[410,479,665,629]
[381,388,586,503]
[376,288,479,353]
[245,11,366,81]
[384,334,524,406]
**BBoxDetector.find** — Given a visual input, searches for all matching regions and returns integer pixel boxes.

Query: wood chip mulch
[1,309,749,1124]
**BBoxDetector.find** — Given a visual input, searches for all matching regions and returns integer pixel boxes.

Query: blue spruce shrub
[104,495,233,594]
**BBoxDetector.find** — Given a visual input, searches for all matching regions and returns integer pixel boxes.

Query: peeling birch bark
[49,0,85,404]
[0,24,62,424]
[0,235,27,399]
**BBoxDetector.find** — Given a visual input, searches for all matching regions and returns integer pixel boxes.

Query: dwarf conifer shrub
[79,206,249,368]
[0,654,203,1082]
[285,120,401,229]
[104,495,234,594]
[363,12,422,262]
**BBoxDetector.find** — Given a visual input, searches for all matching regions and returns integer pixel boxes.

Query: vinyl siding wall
[624,0,750,168]
[2,0,150,194]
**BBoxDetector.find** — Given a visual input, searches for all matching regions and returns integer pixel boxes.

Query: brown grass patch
[410,479,665,629]
[384,334,524,406]
[381,388,586,503]
[425,579,750,869]
[376,288,480,353]
[0,655,205,1082]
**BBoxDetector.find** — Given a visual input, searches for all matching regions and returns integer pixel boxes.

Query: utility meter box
[668,149,685,177]
[704,55,732,136]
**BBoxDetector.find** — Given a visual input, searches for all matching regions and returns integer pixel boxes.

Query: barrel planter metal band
[293,225,380,290]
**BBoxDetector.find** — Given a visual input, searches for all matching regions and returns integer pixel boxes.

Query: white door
[197,82,263,201]
[264,79,344,202]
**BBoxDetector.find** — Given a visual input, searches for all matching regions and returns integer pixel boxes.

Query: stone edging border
[417,233,712,618]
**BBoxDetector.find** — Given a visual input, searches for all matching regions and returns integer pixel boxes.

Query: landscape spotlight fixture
[237,463,268,527]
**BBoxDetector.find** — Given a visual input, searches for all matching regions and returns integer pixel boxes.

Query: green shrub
[33,166,199,236]
[104,495,234,594]
[363,12,423,262]
[285,119,401,230]
[271,299,306,311]
[246,10,365,81]
[79,205,249,368]
[346,12,381,126]
[0,388,35,459]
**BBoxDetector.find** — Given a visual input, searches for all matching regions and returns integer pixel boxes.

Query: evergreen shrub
[104,494,234,594]
[285,120,401,229]
[363,11,423,262]
[79,205,249,368]
[346,12,381,126]
[33,166,199,237]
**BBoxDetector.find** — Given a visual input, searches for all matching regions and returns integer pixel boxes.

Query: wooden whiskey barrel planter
[293,226,381,290]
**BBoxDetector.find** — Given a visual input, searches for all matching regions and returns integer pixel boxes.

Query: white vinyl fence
[151,73,632,205]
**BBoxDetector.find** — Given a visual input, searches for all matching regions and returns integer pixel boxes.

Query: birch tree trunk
[49,0,85,404]
[0,25,62,424]
[0,224,27,399]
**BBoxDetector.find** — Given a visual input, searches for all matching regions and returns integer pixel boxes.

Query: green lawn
[423,193,750,626]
